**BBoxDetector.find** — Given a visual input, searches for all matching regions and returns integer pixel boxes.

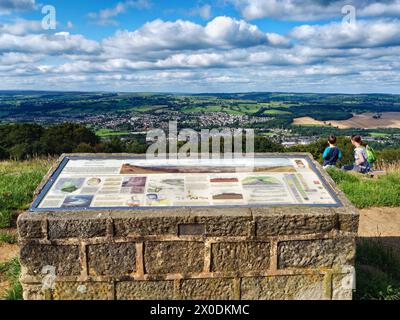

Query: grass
[0,232,16,244]
[327,168,400,208]
[95,128,132,137]
[0,159,51,228]
[355,239,400,300]
[0,258,23,300]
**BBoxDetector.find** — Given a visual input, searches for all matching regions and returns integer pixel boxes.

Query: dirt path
[358,207,400,255]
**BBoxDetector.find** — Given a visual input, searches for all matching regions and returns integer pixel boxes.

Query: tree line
[1,123,399,164]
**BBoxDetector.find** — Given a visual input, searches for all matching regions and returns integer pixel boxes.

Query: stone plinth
[18,153,358,300]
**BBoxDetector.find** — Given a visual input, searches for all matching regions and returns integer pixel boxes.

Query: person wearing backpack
[342,135,374,173]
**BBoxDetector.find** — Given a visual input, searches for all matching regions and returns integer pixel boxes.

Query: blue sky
[1,0,400,93]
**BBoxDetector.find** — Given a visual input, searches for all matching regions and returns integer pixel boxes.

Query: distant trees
[0,123,99,160]
[0,122,155,160]
[254,136,284,153]
[1,122,399,165]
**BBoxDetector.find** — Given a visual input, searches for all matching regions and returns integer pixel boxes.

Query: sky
[1,0,400,93]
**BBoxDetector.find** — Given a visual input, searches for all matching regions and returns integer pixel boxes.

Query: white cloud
[1,15,400,93]
[0,19,42,35]
[88,0,152,26]
[102,16,289,58]
[291,19,400,49]
[0,32,100,55]
[229,0,400,21]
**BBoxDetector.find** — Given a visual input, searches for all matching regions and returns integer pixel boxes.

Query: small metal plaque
[179,224,206,236]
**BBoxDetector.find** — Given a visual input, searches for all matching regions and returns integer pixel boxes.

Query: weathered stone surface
[180,278,236,300]
[191,208,253,237]
[241,275,327,300]
[87,242,136,276]
[112,210,192,237]
[144,241,204,274]
[332,273,354,300]
[20,243,80,276]
[22,284,48,300]
[53,282,112,300]
[18,215,44,239]
[253,208,336,237]
[116,281,174,300]
[211,242,270,272]
[48,217,108,239]
[278,237,355,269]
[113,208,252,237]
[337,211,360,234]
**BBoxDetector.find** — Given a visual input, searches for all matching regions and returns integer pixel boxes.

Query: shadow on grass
[355,237,400,300]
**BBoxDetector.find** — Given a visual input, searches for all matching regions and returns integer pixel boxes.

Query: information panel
[31,156,341,211]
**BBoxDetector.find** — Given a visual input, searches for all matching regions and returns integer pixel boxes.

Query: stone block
[179,278,236,300]
[241,275,327,300]
[211,242,270,272]
[20,243,80,276]
[191,208,253,237]
[87,242,136,276]
[332,273,354,300]
[144,241,204,274]
[116,281,174,300]
[112,210,192,237]
[253,208,336,237]
[278,237,355,269]
[18,214,44,239]
[53,282,112,300]
[22,284,48,300]
[48,216,108,239]
[336,209,360,233]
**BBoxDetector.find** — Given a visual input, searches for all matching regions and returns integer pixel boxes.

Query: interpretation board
[30,155,341,211]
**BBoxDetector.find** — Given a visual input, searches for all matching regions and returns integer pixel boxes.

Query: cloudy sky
[1,0,400,93]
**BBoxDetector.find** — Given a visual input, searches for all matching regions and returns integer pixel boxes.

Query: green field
[263,109,292,115]
[0,160,51,228]
[95,128,132,137]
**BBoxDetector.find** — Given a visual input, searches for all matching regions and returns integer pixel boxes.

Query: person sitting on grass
[323,135,343,169]
[341,134,372,173]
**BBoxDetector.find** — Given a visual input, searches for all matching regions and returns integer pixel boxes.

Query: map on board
[32,156,340,210]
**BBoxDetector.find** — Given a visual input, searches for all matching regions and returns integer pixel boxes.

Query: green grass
[0,232,16,244]
[369,132,389,138]
[131,105,167,113]
[95,128,132,137]
[327,168,400,208]
[0,258,23,300]
[0,159,51,228]
[182,105,223,113]
[263,109,292,115]
[355,239,400,300]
